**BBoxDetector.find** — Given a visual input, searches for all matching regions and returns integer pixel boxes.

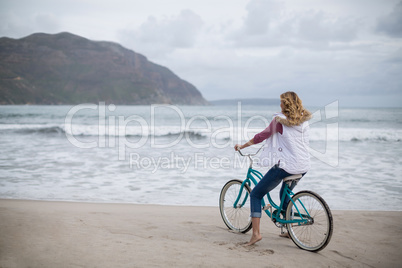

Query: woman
[234,91,312,246]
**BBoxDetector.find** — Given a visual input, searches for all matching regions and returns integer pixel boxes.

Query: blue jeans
[250,164,302,218]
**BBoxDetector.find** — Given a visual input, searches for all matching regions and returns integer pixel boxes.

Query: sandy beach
[1,199,401,268]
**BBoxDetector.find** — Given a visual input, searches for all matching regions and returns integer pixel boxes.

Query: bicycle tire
[219,179,252,233]
[285,190,333,252]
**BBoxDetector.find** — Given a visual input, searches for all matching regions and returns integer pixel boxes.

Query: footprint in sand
[258,249,275,255]
[213,241,228,246]
[214,240,275,255]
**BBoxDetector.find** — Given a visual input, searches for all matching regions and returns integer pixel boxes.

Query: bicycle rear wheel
[286,190,333,252]
[219,179,252,233]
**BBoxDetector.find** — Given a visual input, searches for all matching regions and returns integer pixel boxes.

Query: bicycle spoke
[219,180,252,233]
[286,191,333,252]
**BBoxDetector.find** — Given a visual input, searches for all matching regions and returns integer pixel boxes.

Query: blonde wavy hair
[278,91,312,126]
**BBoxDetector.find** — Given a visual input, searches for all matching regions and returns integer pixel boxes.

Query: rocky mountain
[0,32,208,105]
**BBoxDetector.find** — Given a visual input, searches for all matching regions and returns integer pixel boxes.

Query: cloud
[387,47,402,63]
[376,1,402,38]
[229,0,359,49]
[297,10,358,43]
[242,0,283,35]
[118,9,203,58]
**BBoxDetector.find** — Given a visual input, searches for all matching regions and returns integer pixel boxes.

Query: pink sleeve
[253,120,283,144]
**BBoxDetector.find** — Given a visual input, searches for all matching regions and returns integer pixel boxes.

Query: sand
[1,199,401,268]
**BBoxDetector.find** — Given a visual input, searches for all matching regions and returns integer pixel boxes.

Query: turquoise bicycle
[219,148,333,252]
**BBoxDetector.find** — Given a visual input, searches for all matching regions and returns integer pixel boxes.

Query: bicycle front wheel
[219,179,252,233]
[286,190,333,252]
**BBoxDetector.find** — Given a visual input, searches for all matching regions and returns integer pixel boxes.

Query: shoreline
[1,199,402,267]
[2,198,401,212]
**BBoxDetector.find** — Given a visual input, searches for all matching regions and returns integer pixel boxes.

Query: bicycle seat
[283,174,302,182]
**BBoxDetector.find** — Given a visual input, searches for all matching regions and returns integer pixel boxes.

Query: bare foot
[245,234,262,246]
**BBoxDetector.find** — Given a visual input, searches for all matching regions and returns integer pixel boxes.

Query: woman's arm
[234,139,254,151]
[234,119,282,151]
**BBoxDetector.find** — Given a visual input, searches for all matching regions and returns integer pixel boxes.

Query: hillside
[0,32,208,105]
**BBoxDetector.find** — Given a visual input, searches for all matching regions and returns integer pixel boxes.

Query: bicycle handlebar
[236,144,264,157]
[237,149,245,156]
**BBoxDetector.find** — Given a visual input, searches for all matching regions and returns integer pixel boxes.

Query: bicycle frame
[233,165,311,225]
[222,148,333,252]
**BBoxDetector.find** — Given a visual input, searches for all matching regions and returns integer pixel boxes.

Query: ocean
[1,103,401,211]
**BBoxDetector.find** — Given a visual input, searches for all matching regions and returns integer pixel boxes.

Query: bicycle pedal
[262,204,272,210]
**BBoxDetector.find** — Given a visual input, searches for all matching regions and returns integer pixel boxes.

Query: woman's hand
[235,139,254,151]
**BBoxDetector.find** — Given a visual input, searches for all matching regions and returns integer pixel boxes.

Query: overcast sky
[1,0,401,107]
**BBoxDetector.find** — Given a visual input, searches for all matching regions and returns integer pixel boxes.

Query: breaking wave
[1,123,401,142]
